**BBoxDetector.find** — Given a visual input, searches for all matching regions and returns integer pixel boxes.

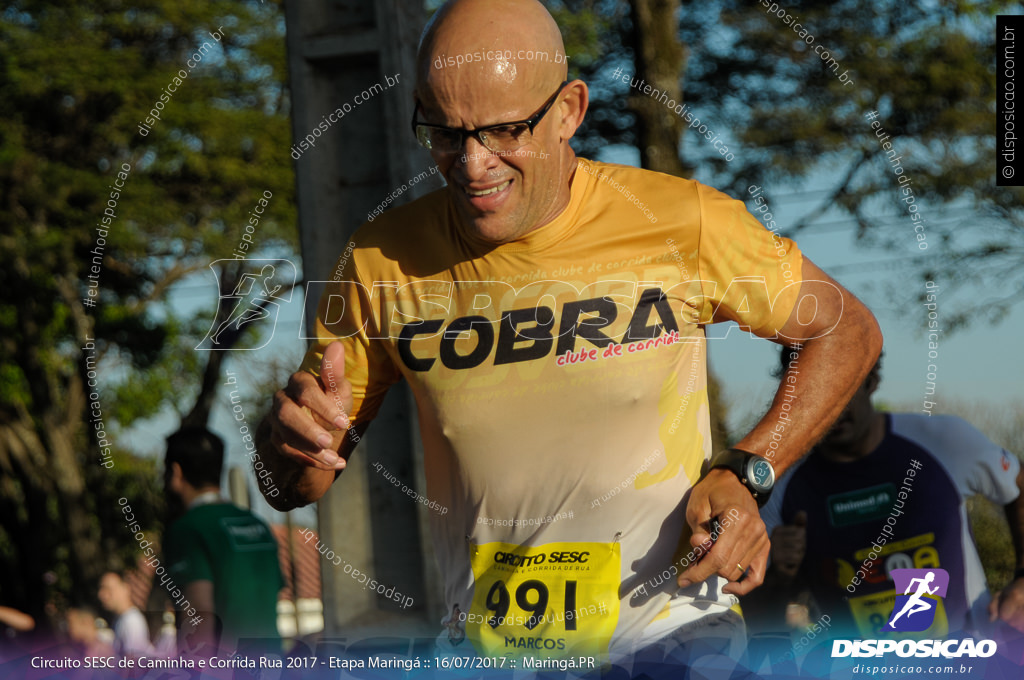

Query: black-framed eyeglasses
[411,80,570,155]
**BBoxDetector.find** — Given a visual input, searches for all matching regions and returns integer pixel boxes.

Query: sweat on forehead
[415,0,567,95]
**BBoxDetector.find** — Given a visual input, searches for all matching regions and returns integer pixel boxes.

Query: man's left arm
[678,257,882,595]
[989,464,1024,632]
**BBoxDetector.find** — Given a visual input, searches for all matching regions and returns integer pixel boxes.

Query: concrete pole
[227,466,250,509]
[283,0,443,635]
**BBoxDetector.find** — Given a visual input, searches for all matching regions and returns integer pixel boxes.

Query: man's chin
[821,425,863,452]
[452,192,525,243]
[460,213,521,244]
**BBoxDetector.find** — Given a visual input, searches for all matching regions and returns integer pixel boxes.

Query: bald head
[417,0,567,97]
[412,0,587,244]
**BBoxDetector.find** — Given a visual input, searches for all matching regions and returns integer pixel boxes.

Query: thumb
[320,341,346,390]
[319,342,350,429]
[793,511,808,528]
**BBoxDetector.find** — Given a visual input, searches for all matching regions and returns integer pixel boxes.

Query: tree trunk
[628,0,689,177]
[0,281,141,631]
[628,0,730,450]
[0,411,100,631]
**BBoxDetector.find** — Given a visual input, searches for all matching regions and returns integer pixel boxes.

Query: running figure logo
[883,568,949,632]
[197,259,296,350]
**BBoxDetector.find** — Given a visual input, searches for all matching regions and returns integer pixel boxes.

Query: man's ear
[557,79,589,141]
[864,365,881,397]
[168,461,185,489]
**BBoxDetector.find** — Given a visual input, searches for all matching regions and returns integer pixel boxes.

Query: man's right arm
[179,581,216,654]
[256,341,358,511]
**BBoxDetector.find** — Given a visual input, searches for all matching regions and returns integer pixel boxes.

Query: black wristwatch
[705,448,776,507]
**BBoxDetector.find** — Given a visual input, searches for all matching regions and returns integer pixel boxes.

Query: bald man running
[257,0,881,669]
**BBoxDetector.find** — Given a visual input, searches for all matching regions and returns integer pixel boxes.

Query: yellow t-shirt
[301,158,803,659]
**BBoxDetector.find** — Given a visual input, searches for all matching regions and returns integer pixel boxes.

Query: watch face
[747,458,775,492]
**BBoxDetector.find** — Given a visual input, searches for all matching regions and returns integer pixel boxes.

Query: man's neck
[818,411,886,463]
[182,486,222,509]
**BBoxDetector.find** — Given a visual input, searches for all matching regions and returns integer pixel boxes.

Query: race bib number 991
[468,541,620,659]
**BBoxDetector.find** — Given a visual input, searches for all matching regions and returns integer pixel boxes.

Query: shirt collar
[188,490,224,509]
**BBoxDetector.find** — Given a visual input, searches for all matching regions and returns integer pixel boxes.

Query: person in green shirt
[163,427,283,654]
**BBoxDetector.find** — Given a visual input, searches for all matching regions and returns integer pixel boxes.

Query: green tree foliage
[0,0,295,626]
[542,1,636,159]
[681,0,1023,327]
[556,1,1021,328]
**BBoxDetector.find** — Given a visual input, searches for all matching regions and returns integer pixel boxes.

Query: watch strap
[707,448,774,507]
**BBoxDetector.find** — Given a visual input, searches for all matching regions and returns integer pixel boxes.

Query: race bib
[467,541,620,659]
[842,532,947,639]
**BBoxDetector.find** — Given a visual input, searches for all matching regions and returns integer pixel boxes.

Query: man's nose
[457,135,499,178]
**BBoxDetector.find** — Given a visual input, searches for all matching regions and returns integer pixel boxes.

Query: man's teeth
[466,180,510,197]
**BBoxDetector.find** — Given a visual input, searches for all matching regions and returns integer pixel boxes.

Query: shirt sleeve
[893,414,1021,505]
[694,182,804,338]
[299,254,402,426]
[947,417,1021,504]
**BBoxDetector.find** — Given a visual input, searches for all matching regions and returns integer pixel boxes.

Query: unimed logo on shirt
[826,484,894,526]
